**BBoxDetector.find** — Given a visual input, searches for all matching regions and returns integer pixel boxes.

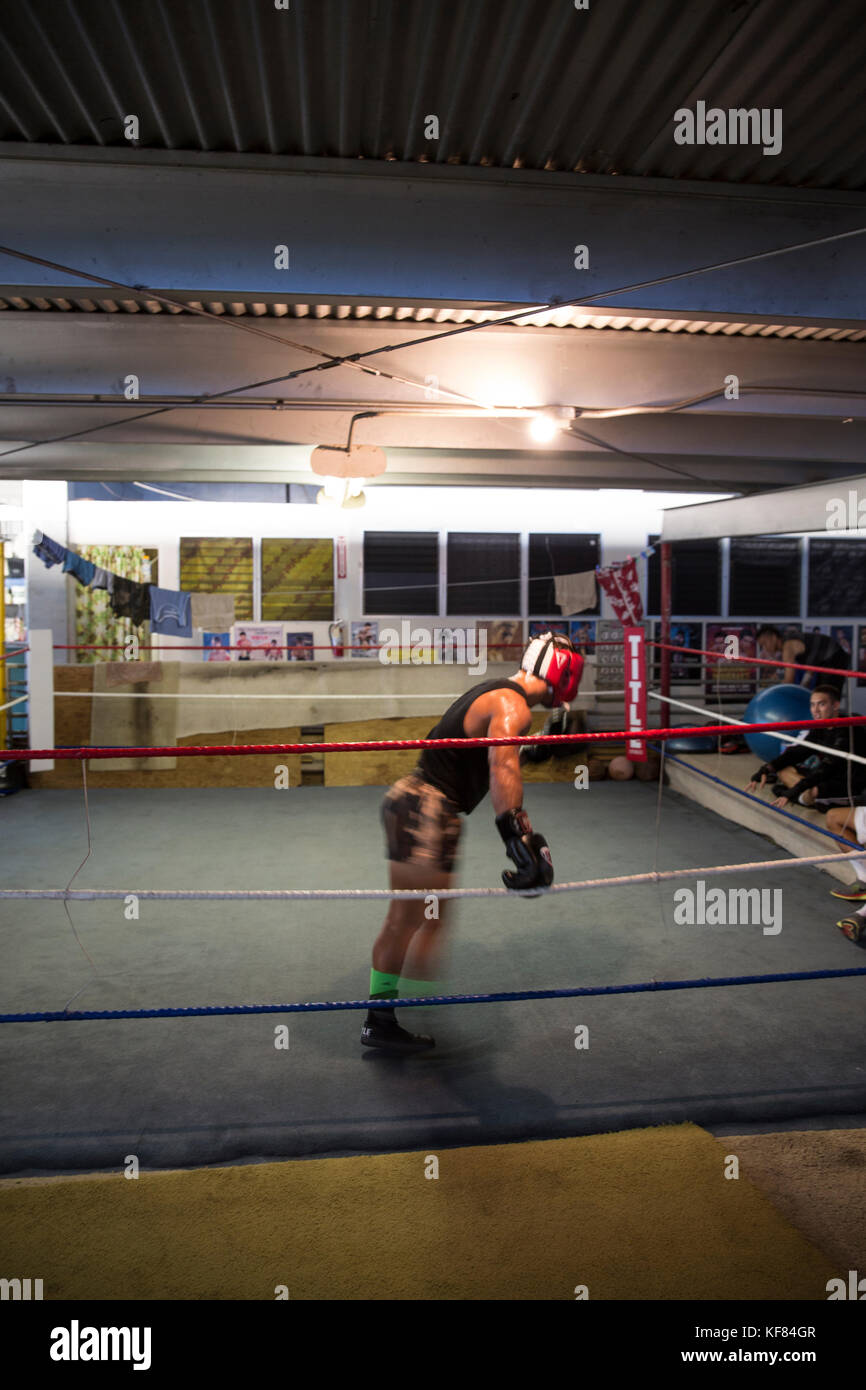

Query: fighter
[362,631,584,1052]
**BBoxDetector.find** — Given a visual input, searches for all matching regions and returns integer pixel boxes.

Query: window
[528,533,600,614]
[364,532,439,615]
[447,533,519,616]
[808,538,866,617]
[648,538,721,616]
[729,538,800,617]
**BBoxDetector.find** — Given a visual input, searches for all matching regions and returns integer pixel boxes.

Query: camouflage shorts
[381,772,462,874]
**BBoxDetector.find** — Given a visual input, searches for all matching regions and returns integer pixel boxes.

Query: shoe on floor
[830,884,866,902]
[719,738,744,754]
[836,916,865,944]
[361,1011,435,1052]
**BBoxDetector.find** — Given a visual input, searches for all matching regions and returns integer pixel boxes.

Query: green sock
[369,968,399,1000]
[398,977,441,998]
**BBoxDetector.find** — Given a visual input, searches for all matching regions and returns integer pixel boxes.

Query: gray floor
[1,782,865,1175]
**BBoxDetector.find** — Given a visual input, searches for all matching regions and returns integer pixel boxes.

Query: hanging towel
[190,592,236,631]
[553,570,596,615]
[150,585,193,638]
[104,661,164,689]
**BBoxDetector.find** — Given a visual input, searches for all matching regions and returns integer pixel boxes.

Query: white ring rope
[2,848,863,901]
[649,691,866,767]
[52,690,627,700]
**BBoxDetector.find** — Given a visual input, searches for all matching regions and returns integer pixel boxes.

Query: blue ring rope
[2,967,865,1022]
[651,744,863,849]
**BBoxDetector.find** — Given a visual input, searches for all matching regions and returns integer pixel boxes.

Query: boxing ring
[1,636,865,1171]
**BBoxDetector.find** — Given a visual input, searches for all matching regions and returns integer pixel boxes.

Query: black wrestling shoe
[361,1010,435,1053]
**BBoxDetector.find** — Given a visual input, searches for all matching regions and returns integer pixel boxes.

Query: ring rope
[3,715,864,761]
[655,744,864,848]
[650,691,866,766]
[3,967,866,1024]
[650,640,865,683]
[2,847,863,902]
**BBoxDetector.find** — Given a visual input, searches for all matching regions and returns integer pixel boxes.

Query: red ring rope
[3,715,863,761]
[650,640,864,682]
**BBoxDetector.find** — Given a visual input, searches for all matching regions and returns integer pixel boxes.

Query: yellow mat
[0,1124,837,1300]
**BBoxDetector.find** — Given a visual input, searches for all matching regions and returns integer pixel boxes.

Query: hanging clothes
[109,577,153,626]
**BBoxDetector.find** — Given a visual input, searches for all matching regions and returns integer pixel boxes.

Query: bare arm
[781,639,803,683]
[487,696,533,816]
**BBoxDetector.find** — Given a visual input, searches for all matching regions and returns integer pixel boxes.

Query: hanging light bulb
[316,475,367,508]
[529,413,559,443]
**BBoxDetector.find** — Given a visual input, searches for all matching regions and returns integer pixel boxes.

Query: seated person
[744,685,866,809]
[756,625,849,695]
[825,798,866,942]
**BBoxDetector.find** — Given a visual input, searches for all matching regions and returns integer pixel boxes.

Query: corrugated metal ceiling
[0,0,863,190]
[1,295,864,341]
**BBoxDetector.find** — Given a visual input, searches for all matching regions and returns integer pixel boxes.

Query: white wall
[18,483,862,715]
[23,480,68,655]
[67,485,724,637]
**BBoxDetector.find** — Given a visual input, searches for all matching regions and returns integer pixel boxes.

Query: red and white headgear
[521,632,584,705]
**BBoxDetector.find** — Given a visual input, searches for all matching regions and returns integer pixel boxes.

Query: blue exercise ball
[743,683,812,764]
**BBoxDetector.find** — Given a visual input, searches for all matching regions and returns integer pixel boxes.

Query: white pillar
[27,629,54,770]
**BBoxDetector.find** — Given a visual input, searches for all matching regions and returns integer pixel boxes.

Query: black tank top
[417,678,531,815]
[799,632,848,674]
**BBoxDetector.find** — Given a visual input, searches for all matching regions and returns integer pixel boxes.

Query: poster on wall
[595,619,650,693]
[529,619,569,640]
[231,622,285,661]
[569,619,596,656]
[704,623,757,697]
[202,632,231,662]
[180,538,252,621]
[858,627,866,688]
[479,620,523,663]
[652,622,702,683]
[285,631,315,661]
[261,538,334,621]
[351,620,378,657]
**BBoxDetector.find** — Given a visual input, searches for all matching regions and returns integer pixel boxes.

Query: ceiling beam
[662,474,866,539]
[2,147,865,322]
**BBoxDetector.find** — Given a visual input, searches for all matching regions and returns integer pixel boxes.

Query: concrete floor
[1,781,864,1175]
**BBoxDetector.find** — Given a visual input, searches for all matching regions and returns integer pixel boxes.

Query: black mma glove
[519,708,569,765]
[752,763,775,783]
[496,808,554,892]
